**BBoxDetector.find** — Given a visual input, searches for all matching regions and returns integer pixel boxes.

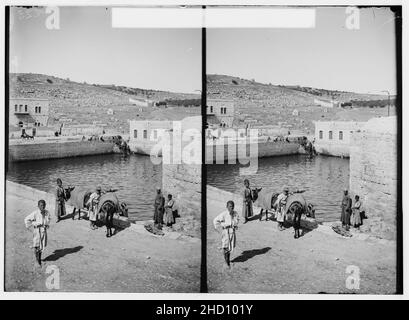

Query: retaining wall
[349,117,397,240]
[205,140,301,163]
[162,164,201,237]
[9,140,115,162]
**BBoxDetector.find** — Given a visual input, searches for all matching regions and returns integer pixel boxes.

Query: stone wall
[314,142,351,158]
[162,164,201,237]
[205,140,301,163]
[9,140,115,162]
[349,116,397,240]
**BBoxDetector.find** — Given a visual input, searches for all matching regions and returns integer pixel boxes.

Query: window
[134,130,138,138]
[339,131,343,140]
[319,130,323,139]
[143,130,147,139]
[38,106,41,113]
[220,107,224,114]
[329,131,333,140]
[35,107,38,113]
[14,104,17,112]
[24,105,27,112]
[18,121,23,128]
[210,106,213,113]
[19,105,22,112]
[153,130,158,140]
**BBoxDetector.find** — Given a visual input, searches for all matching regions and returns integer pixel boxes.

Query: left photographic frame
[4,6,202,293]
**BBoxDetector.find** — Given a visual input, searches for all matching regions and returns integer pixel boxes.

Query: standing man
[275,187,289,231]
[213,200,240,269]
[87,186,103,230]
[154,187,165,229]
[341,189,352,230]
[24,200,51,267]
[242,179,253,224]
[55,178,66,223]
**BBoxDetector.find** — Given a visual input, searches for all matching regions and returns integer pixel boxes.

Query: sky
[10,7,201,93]
[207,7,398,94]
[10,7,398,95]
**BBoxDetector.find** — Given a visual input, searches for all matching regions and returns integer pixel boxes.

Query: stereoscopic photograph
[3,4,403,298]
[206,6,400,294]
[5,6,201,292]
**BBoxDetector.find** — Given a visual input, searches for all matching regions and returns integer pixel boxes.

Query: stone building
[206,98,235,128]
[129,97,155,108]
[9,98,49,128]
[314,98,341,108]
[349,116,397,240]
[314,120,366,157]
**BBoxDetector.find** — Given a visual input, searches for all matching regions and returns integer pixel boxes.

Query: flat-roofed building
[314,120,366,157]
[206,98,235,128]
[9,98,49,128]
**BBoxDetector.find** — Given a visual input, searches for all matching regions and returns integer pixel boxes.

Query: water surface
[207,155,350,222]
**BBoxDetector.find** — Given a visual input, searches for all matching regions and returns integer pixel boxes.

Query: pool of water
[207,155,350,223]
[7,154,162,221]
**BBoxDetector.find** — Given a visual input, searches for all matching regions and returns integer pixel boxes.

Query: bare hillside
[207,74,394,134]
[9,73,200,133]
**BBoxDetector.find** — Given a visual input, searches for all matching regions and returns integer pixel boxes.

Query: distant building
[130,120,173,143]
[314,120,366,157]
[9,98,49,127]
[129,97,155,108]
[129,117,201,156]
[314,98,341,108]
[206,99,235,128]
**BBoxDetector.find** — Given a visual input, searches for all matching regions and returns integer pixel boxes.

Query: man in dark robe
[55,178,66,223]
[341,189,352,230]
[154,187,165,229]
[242,179,253,224]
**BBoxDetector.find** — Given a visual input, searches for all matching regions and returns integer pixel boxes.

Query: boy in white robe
[213,200,240,269]
[24,199,51,266]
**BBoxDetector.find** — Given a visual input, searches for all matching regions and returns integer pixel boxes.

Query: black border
[392,5,403,295]
[200,7,208,293]
[4,5,9,293]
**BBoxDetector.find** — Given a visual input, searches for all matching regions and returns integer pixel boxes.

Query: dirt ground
[5,193,200,292]
[207,200,397,294]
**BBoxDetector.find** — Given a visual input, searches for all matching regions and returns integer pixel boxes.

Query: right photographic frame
[205,6,402,294]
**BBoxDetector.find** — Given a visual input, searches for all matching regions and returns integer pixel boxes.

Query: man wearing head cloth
[274,187,290,231]
[55,178,66,223]
[242,179,253,224]
[87,186,103,230]
[154,187,165,229]
[341,188,352,230]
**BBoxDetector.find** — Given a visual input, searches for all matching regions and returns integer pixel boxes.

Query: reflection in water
[207,155,350,222]
[7,154,162,221]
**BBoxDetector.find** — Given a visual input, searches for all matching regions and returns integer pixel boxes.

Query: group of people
[242,179,289,230]
[56,178,104,230]
[341,189,365,231]
[25,179,109,267]
[214,179,367,269]
[214,179,291,269]
[153,187,177,229]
